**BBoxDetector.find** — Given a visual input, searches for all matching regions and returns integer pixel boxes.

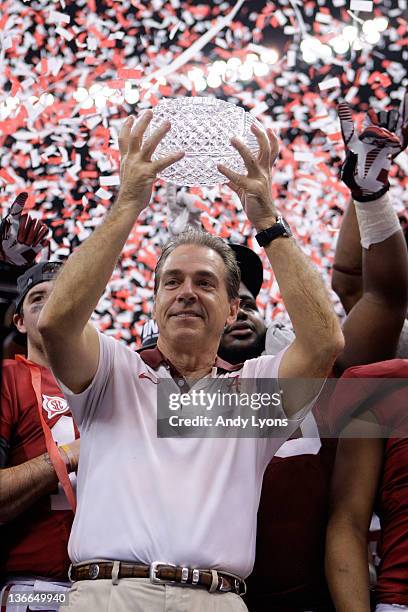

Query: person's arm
[218,126,344,415]
[332,100,408,375]
[0,440,79,522]
[335,225,408,373]
[263,236,343,380]
[38,112,184,393]
[332,199,363,313]
[326,420,384,612]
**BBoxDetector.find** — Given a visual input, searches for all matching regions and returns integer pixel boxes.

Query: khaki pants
[65,578,248,612]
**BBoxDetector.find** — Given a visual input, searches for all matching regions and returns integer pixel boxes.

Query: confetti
[95,188,113,199]
[349,0,373,11]
[318,77,341,91]
[0,0,405,348]
[100,176,120,187]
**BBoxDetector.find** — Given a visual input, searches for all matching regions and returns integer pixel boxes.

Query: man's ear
[226,298,240,326]
[13,312,26,334]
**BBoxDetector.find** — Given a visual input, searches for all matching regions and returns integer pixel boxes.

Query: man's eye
[198,280,213,288]
[165,279,178,287]
[241,302,256,311]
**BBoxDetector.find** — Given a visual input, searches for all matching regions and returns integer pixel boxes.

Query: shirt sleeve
[0,365,17,467]
[328,364,408,437]
[55,331,116,430]
[263,321,295,356]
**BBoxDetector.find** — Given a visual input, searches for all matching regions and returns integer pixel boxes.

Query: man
[325,92,408,612]
[0,192,50,359]
[219,243,294,364]
[218,95,408,612]
[0,262,79,612]
[326,361,408,612]
[219,246,336,611]
[219,235,406,611]
[38,110,343,612]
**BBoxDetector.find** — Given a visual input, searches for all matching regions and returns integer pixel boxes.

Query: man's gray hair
[154,229,240,300]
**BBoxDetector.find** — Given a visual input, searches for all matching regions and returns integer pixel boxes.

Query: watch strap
[255,217,291,247]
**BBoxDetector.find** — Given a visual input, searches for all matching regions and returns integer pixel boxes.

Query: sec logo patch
[42,394,69,418]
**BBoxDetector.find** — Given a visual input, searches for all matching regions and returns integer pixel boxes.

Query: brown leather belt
[68,561,246,595]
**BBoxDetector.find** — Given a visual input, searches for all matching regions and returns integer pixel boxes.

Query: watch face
[280,217,292,236]
[255,217,292,247]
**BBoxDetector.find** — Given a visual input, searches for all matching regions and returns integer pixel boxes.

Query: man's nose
[237,305,248,320]
[176,279,197,301]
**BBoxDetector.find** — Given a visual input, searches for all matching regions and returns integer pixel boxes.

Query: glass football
[143,97,261,186]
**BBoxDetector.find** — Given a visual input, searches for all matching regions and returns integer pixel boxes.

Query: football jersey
[0,359,78,580]
[330,360,408,606]
[246,395,337,612]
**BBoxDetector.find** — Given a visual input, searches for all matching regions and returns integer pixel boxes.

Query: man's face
[14,280,55,347]
[154,244,239,347]
[218,282,267,364]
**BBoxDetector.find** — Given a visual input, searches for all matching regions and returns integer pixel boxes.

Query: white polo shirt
[61,331,305,578]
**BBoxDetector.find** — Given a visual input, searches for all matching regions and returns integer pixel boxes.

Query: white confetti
[318,77,341,90]
[55,26,74,41]
[95,187,113,199]
[294,151,316,162]
[274,10,287,26]
[49,10,70,24]
[316,12,332,23]
[350,0,373,11]
[100,175,120,186]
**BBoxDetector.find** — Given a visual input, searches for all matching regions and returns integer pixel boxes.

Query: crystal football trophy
[144,97,261,186]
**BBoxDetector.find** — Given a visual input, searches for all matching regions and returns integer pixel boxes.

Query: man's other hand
[217,124,279,231]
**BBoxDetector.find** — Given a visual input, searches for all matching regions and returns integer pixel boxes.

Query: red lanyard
[16,355,76,512]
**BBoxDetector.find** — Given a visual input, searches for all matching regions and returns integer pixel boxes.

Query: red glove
[0,193,49,266]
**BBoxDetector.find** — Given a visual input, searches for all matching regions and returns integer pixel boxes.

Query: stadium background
[0,0,407,347]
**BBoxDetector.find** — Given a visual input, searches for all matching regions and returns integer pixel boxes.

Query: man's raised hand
[217,124,279,231]
[118,111,184,212]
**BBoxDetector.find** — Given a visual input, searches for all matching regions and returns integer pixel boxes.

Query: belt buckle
[237,578,247,597]
[218,576,231,592]
[150,561,177,585]
[67,564,73,582]
[218,574,247,596]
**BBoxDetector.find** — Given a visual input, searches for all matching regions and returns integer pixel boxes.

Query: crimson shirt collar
[139,346,242,374]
